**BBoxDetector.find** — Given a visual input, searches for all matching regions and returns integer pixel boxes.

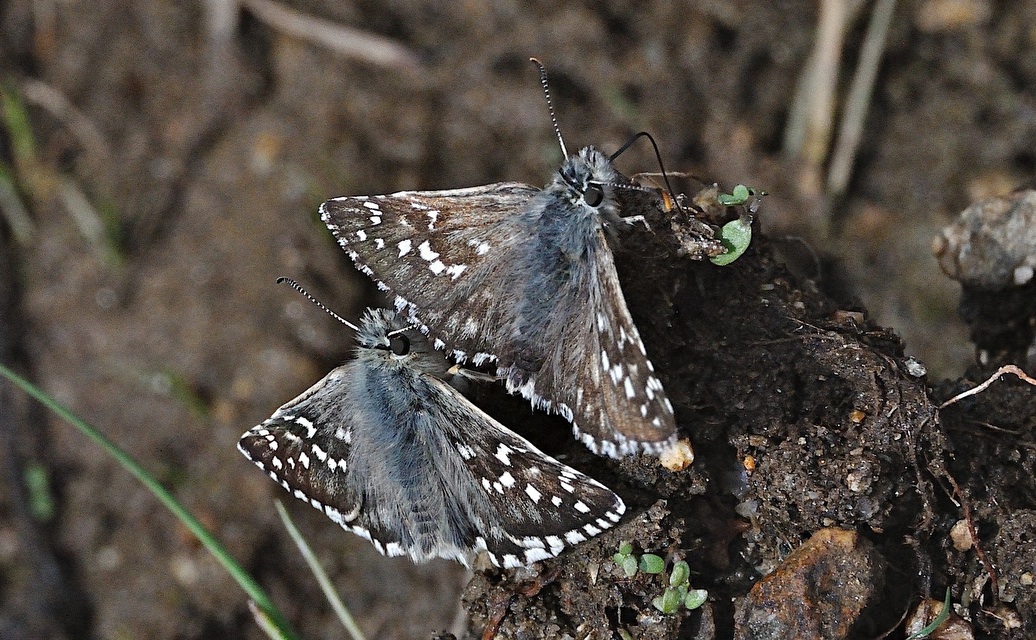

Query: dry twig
[827,0,898,196]
[241,0,423,74]
[938,364,1036,409]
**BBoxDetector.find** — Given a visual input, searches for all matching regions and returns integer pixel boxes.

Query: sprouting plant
[612,543,708,614]
[711,184,763,266]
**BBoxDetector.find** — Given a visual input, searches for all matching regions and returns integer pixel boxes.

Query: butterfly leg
[621,214,651,231]
[447,364,502,383]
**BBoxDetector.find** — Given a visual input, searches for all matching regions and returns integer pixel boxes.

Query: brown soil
[1,1,1034,639]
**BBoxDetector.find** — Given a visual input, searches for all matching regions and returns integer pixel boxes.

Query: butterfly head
[356,308,452,377]
[553,146,624,224]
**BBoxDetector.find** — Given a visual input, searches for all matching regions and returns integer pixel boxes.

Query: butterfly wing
[497,221,677,457]
[320,157,677,457]
[238,332,625,566]
[238,364,443,559]
[321,183,537,365]
[417,374,626,567]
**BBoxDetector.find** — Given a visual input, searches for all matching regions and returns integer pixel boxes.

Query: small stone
[950,520,974,551]
[935,189,1036,291]
[733,528,886,640]
[659,439,695,471]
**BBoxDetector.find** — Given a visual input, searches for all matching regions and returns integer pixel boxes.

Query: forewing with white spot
[320,148,678,457]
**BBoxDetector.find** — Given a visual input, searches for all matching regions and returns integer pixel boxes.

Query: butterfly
[318,61,677,458]
[238,307,626,567]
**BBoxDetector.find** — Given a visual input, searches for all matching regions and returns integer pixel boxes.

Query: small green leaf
[25,462,55,521]
[710,217,753,266]
[652,587,682,614]
[639,554,665,574]
[622,555,638,577]
[674,583,688,602]
[717,184,751,206]
[684,589,708,610]
[669,560,690,587]
[618,542,633,556]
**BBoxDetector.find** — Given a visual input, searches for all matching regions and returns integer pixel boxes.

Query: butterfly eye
[389,333,410,356]
[583,184,604,207]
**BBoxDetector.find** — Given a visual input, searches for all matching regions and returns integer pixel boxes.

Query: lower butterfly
[238,307,625,568]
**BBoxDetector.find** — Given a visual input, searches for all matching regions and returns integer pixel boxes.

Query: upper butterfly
[320,61,677,458]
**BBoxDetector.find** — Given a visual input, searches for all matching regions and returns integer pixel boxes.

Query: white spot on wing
[494,443,512,466]
[499,471,515,488]
[545,536,564,555]
[524,547,553,563]
[525,484,541,502]
[397,239,412,256]
[418,240,439,262]
[564,530,587,545]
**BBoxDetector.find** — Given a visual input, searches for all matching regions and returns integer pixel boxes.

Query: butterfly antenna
[386,324,420,338]
[276,277,360,332]
[530,58,568,158]
[609,131,685,214]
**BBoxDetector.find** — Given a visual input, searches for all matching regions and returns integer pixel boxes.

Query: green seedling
[710,184,762,266]
[717,183,753,206]
[614,545,708,615]
[639,553,665,574]
[684,589,708,610]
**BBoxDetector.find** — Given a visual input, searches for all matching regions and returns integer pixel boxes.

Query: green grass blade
[0,363,299,640]
[275,500,367,640]
[906,588,952,639]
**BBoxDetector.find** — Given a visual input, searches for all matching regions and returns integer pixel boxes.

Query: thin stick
[20,78,112,167]
[241,0,423,73]
[827,0,897,196]
[783,0,848,161]
[938,365,1036,409]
